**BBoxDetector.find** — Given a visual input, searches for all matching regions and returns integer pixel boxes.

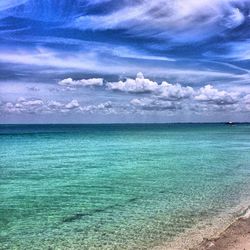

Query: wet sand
[154,207,250,250]
[195,207,250,250]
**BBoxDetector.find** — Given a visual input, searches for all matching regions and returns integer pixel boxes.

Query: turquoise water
[1,124,250,249]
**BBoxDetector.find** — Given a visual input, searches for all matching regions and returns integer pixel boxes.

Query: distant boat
[225,121,235,126]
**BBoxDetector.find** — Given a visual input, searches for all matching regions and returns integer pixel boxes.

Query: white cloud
[224,8,245,28]
[131,98,181,111]
[107,73,195,100]
[58,77,104,87]
[65,99,80,109]
[81,101,113,113]
[243,94,250,104]
[194,85,238,105]
[240,94,250,112]
[125,74,249,113]
[107,72,158,93]
[20,99,44,106]
[0,98,115,115]
[55,73,249,113]
[48,101,64,108]
[2,98,45,114]
[158,82,194,100]
[2,73,250,116]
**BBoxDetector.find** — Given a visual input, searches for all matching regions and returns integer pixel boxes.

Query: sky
[0,0,250,123]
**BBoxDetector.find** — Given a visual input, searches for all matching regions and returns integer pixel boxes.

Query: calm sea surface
[1,124,250,249]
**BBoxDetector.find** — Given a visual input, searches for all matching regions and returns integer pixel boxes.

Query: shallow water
[1,124,250,249]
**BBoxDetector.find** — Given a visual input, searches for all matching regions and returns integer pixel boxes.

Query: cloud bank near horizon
[1,73,249,123]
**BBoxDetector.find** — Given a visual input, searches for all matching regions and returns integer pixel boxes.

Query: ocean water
[1,124,250,250]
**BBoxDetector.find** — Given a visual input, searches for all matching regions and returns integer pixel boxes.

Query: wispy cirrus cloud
[0,0,28,11]
[74,0,249,42]
[2,46,247,87]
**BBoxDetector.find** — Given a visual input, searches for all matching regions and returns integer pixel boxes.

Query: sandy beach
[154,207,250,250]
[195,207,250,250]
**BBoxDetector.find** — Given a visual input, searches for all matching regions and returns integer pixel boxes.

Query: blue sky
[0,0,250,123]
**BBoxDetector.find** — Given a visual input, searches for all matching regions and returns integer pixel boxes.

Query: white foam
[240,207,250,219]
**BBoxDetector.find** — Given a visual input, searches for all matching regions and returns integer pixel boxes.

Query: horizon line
[1,122,249,125]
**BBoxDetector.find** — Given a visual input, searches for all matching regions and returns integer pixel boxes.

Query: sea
[1,124,250,249]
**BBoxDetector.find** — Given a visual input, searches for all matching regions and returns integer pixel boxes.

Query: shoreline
[153,205,250,250]
[194,206,250,250]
